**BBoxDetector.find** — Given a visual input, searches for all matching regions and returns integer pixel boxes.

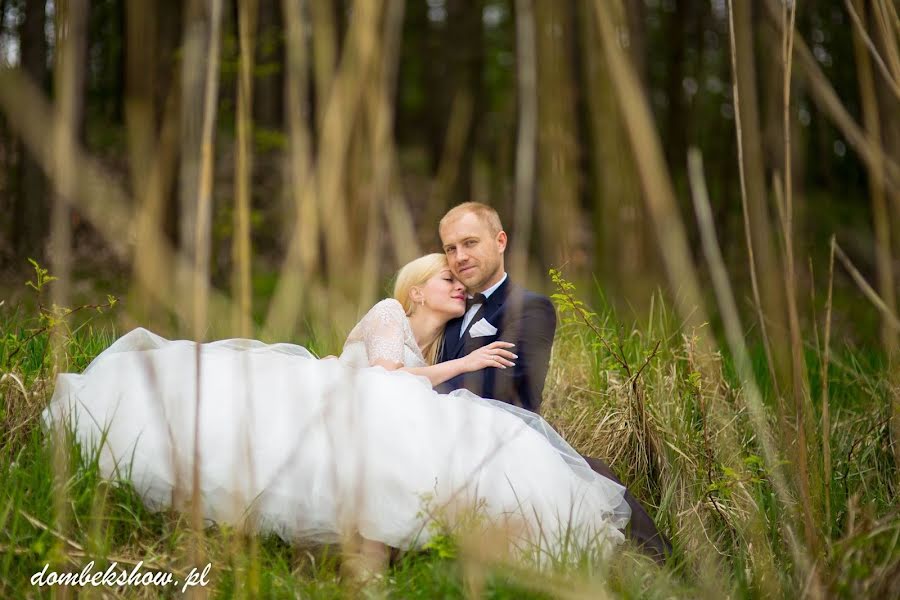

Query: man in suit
[435,202,672,563]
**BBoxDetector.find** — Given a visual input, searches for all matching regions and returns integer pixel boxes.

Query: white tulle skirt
[43,328,630,559]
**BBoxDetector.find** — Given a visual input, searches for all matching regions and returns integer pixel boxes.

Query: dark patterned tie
[465,293,487,310]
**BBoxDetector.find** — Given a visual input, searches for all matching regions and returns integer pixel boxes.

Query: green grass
[0,281,898,598]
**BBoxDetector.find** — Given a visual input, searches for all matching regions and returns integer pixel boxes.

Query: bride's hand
[461,341,517,372]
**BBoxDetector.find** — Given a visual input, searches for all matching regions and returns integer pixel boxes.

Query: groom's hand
[461,341,517,372]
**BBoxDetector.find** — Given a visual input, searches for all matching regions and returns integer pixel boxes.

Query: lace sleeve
[359,299,408,366]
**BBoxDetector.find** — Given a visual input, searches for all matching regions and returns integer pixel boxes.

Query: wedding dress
[43,299,630,559]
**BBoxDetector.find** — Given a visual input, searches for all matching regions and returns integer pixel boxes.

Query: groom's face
[439,212,507,293]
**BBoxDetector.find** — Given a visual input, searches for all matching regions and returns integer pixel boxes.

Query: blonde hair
[393,253,448,365]
[439,201,504,236]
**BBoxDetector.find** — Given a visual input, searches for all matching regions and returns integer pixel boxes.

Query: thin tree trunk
[49,0,88,364]
[125,0,158,246]
[0,0,10,241]
[858,0,900,472]
[179,0,223,336]
[14,0,48,260]
[851,0,896,355]
[729,0,793,404]
[446,0,483,205]
[233,0,258,336]
[663,0,687,172]
[510,0,537,284]
[254,0,282,129]
[264,0,317,338]
[358,0,405,312]
[534,0,582,271]
[311,0,338,132]
[578,0,652,309]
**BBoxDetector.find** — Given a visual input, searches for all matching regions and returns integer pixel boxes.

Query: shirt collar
[469,272,507,301]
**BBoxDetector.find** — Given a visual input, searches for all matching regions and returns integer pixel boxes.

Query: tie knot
[466,293,487,310]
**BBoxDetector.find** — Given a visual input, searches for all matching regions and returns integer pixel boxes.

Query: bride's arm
[400,359,468,387]
[370,341,516,387]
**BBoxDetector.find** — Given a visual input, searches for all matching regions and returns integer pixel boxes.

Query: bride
[43,253,630,565]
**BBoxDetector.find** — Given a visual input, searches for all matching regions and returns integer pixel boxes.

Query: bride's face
[420,268,467,318]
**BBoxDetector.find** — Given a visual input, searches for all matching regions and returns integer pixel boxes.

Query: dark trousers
[583,456,672,564]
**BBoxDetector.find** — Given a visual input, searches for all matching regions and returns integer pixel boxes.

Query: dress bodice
[339,299,427,369]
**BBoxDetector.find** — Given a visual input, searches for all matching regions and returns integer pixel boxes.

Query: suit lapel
[447,305,481,359]
[482,279,510,328]
[444,317,464,359]
[460,303,487,338]
[450,278,511,358]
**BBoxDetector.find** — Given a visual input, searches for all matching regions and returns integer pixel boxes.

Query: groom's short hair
[440,202,503,236]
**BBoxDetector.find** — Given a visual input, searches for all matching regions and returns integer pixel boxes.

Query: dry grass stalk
[177,0,225,581]
[779,0,821,558]
[851,0,898,356]
[192,0,222,339]
[850,0,900,475]
[845,0,900,100]
[725,0,780,399]
[589,1,808,591]
[822,236,835,531]
[762,0,900,192]
[832,243,900,331]
[233,0,262,570]
[687,148,798,596]
[873,0,900,77]
[832,236,900,537]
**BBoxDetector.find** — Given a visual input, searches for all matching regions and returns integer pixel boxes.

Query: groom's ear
[496,230,508,252]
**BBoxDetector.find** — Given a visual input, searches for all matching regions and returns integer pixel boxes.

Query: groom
[435,202,672,563]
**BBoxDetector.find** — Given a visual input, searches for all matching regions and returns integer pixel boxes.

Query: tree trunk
[663,0,687,175]
[858,0,900,471]
[0,0,10,245]
[445,0,484,205]
[254,0,283,130]
[578,0,655,310]
[178,0,224,336]
[534,0,582,272]
[49,0,89,361]
[14,0,48,260]
[730,0,791,393]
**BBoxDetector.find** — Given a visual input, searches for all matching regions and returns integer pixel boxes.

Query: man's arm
[491,294,556,412]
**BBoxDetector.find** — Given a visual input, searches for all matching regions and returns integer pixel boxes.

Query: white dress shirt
[459,272,508,337]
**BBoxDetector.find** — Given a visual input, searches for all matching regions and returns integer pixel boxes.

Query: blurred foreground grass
[0,277,897,599]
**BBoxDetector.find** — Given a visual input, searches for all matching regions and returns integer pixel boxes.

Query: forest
[0,0,898,598]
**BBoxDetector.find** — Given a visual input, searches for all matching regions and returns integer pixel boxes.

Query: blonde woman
[44,254,630,573]
[339,253,517,383]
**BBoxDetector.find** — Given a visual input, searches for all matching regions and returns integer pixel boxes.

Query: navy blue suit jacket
[435,278,556,413]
